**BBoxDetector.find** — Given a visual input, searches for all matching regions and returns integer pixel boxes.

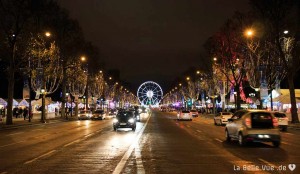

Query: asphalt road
[0,111,299,174]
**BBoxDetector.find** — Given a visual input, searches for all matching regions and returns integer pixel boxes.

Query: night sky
[58,0,249,92]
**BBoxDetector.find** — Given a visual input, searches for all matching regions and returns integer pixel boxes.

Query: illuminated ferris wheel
[137,81,163,106]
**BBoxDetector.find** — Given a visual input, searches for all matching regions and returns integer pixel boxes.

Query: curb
[0,117,78,130]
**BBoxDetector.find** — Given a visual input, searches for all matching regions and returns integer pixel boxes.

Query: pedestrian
[23,107,28,120]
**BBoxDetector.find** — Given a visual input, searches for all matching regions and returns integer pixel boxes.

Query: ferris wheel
[137,81,163,106]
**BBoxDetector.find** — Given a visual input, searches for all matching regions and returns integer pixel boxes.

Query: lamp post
[234,92,237,109]
[41,88,46,123]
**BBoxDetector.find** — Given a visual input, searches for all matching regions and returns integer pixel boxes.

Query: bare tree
[250,0,300,122]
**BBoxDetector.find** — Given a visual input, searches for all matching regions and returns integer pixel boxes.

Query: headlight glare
[128,118,134,123]
[113,118,118,123]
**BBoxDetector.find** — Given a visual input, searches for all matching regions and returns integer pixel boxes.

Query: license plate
[120,123,126,125]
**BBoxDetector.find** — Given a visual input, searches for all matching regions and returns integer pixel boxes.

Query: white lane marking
[187,125,190,128]
[135,145,145,174]
[84,133,94,138]
[0,141,25,148]
[7,132,24,136]
[196,130,202,133]
[31,129,43,131]
[215,138,223,143]
[64,140,81,147]
[112,115,150,174]
[281,141,290,145]
[24,150,56,164]
[284,132,293,135]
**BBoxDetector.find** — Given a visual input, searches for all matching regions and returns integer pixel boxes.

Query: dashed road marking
[64,140,81,147]
[196,130,202,133]
[24,150,56,164]
[215,138,223,143]
[0,141,25,148]
[7,132,24,136]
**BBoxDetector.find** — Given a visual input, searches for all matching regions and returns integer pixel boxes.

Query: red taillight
[273,118,279,127]
[245,117,251,128]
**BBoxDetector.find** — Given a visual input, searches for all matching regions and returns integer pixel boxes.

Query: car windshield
[251,112,274,129]
[274,113,286,118]
[182,111,190,113]
[79,110,90,114]
[117,111,133,118]
[190,110,197,112]
[94,110,104,114]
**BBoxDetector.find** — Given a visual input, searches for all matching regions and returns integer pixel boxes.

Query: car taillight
[273,118,279,127]
[245,117,251,128]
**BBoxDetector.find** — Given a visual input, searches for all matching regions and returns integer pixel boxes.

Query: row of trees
[163,0,300,123]
[0,0,136,125]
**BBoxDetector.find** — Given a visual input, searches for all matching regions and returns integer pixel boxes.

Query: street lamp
[233,91,237,109]
[245,29,254,38]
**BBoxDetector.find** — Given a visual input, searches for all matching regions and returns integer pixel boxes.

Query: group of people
[13,107,31,120]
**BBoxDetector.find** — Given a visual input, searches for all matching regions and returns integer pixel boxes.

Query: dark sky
[58,0,249,92]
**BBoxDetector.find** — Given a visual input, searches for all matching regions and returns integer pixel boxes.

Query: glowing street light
[213,57,217,61]
[45,31,51,37]
[245,29,254,38]
[186,77,190,81]
[283,30,289,34]
[81,56,86,62]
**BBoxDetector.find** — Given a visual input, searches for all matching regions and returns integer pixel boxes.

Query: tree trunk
[235,86,241,110]
[288,76,299,123]
[6,67,14,125]
[6,44,16,125]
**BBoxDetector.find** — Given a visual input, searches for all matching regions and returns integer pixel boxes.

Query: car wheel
[272,141,280,148]
[225,129,231,142]
[238,133,246,146]
[219,120,222,126]
[113,127,117,131]
[132,127,136,131]
[214,119,217,125]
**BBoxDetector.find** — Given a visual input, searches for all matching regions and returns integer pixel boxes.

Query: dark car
[113,110,136,131]
[91,110,106,120]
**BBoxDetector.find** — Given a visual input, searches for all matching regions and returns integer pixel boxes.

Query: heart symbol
[288,164,296,171]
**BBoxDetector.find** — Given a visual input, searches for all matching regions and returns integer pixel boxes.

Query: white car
[214,112,233,125]
[177,110,192,121]
[273,112,288,131]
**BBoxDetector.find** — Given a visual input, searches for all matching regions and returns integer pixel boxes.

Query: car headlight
[113,118,118,123]
[128,118,134,123]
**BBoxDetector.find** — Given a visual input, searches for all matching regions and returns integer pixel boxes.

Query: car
[108,109,117,116]
[177,110,192,121]
[273,112,288,131]
[91,110,106,120]
[225,110,281,147]
[214,112,233,125]
[133,109,141,122]
[113,110,136,131]
[78,110,92,120]
[190,109,198,117]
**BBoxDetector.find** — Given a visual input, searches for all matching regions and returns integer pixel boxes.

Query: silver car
[225,110,281,147]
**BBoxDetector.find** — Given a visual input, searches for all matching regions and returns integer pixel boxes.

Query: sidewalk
[199,113,300,130]
[0,114,78,130]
